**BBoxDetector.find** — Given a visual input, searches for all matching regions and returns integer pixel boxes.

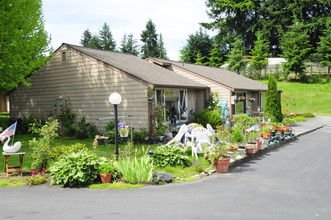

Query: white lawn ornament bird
[2,135,21,153]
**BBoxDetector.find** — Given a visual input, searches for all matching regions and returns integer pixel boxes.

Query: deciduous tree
[0,0,51,94]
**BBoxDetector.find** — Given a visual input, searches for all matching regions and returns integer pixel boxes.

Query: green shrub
[291,116,306,122]
[28,118,59,169]
[282,118,295,126]
[231,126,244,143]
[302,113,315,118]
[49,151,104,187]
[117,155,154,184]
[49,143,89,163]
[74,116,99,139]
[98,163,116,175]
[152,145,190,168]
[0,112,10,130]
[25,174,48,186]
[193,108,223,127]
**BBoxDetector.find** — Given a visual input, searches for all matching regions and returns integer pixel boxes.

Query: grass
[259,81,331,116]
[88,182,144,189]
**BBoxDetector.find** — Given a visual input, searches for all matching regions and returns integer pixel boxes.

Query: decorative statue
[2,135,21,153]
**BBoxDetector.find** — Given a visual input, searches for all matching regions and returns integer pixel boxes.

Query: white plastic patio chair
[165,124,187,147]
[206,123,220,145]
[191,127,212,158]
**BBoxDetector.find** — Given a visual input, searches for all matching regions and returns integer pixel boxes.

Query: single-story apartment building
[146,58,268,117]
[9,44,209,134]
[9,44,269,134]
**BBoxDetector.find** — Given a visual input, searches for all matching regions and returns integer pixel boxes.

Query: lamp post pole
[109,92,122,159]
[114,104,119,157]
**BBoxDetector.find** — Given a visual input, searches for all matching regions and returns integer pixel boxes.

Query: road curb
[229,136,299,170]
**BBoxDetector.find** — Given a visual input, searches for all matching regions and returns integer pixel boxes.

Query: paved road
[1,128,331,220]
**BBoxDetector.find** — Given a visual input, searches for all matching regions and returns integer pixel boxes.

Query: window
[234,92,246,115]
[260,92,266,111]
[155,89,188,124]
[61,51,67,62]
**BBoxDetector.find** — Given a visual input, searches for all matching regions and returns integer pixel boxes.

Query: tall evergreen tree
[120,34,140,56]
[207,43,226,67]
[0,0,51,94]
[89,35,102,49]
[157,34,168,59]
[250,31,270,78]
[203,0,330,56]
[98,22,116,51]
[80,29,92,47]
[195,52,206,65]
[316,19,331,76]
[140,19,159,59]
[265,74,282,122]
[180,28,213,63]
[280,21,311,80]
[226,38,247,75]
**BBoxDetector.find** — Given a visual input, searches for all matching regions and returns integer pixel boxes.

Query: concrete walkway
[291,115,331,136]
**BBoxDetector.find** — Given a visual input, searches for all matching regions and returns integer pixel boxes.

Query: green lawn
[260,81,331,116]
[0,134,142,171]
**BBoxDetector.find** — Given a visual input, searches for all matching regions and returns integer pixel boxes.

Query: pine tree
[80,29,92,47]
[250,31,270,78]
[89,35,102,49]
[98,22,116,51]
[180,28,213,64]
[207,43,226,67]
[227,38,247,74]
[280,21,311,80]
[316,19,331,76]
[120,34,140,56]
[157,34,168,59]
[265,74,283,122]
[140,19,159,59]
[195,52,205,65]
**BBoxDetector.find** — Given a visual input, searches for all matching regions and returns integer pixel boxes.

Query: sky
[42,0,215,61]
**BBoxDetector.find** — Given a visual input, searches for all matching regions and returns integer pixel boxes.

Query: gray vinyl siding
[168,66,232,113]
[10,45,149,132]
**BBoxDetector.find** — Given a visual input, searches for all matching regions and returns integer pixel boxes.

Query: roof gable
[58,44,207,89]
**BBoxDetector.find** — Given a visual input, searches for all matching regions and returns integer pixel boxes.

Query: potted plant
[98,163,115,183]
[118,122,129,137]
[206,144,231,173]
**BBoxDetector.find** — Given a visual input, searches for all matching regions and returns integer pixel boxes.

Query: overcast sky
[42,0,215,61]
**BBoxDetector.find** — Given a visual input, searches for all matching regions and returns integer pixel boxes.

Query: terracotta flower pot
[256,141,262,150]
[99,173,112,184]
[214,157,231,173]
[228,148,238,152]
[246,146,255,155]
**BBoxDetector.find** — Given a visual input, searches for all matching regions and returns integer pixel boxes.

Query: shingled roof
[148,58,268,91]
[61,44,207,89]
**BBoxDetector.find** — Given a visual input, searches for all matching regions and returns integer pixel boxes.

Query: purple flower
[118,122,126,129]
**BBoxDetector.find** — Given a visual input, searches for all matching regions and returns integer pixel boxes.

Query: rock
[152,172,175,184]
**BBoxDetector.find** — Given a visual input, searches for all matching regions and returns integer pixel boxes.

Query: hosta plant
[152,145,190,168]
[49,151,105,187]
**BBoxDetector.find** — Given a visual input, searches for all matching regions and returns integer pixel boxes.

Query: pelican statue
[2,135,21,153]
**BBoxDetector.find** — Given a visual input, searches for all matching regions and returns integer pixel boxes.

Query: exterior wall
[167,66,232,114]
[187,88,207,121]
[9,45,149,132]
[245,91,261,116]
[0,95,8,112]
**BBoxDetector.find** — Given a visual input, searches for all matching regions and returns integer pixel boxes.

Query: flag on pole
[0,122,17,140]
[246,124,260,132]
